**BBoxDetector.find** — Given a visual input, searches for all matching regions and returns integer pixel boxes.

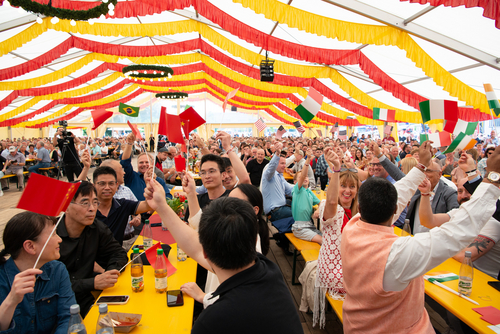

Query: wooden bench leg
[292,249,300,285]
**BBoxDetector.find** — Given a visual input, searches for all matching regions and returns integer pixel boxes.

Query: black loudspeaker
[231,106,237,112]
[260,58,275,82]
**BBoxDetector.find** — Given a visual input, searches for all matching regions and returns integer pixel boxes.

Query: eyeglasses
[199,169,220,177]
[96,181,117,187]
[72,200,100,210]
[369,163,382,167]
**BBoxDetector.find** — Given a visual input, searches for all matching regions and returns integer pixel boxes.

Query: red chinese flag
[158,106,168,136]
[174,155,186,172]
[17,174,80,216]
[145,242,177,276]
[166,113,184,144]
[127,120,142,140]
[91,109,114,130]
[179,107,205,136]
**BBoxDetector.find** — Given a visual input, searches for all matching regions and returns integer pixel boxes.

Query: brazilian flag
[119,103,140,117]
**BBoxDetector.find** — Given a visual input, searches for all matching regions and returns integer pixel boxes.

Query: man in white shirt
[341,143,500,333]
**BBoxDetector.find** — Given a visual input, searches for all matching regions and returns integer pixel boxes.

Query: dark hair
[93,166,117,182]
[232,184,270,255]
[358,177,397,225]
[221,157,232,169]
[199,197,258,270]
[0,212,56,265]
[355,149,365,161]
[73,181,97,200]
[200,154,225,173]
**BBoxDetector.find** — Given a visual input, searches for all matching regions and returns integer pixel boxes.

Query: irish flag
[443,132,477,154]
[420,132,452,148]
[373,108,396,122]
[483,84,500,116]
[443,119,477,136]
[295,88,323,124]
[419,100,458,124]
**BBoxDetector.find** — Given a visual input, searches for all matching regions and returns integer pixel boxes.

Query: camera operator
[52,124,81,182]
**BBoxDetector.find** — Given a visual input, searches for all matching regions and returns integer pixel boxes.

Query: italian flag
[295,88,323,124]
[443,132,477,154]
[483,83,500,116]
[420,132,452,148]
[419,100,458,124]
[443,119,478,136]
[373,108,396,122]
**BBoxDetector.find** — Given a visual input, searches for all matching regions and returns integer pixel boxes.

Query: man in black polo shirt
[58,181,128,317]
[246,148,269,187]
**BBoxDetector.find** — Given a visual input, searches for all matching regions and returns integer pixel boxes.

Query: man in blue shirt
[261,142,294,221]
[28,141,51,174]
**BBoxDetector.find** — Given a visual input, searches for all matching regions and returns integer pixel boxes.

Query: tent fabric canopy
[0,0,499,130]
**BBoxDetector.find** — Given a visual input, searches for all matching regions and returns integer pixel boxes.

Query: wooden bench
[285,233,321,285]
[1,171,29,189]
[39,167,59,179]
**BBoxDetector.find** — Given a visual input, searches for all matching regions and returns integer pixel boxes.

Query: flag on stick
[179,107,205,137]
[384,125,393,135]
[443,132,477,154]
[316,129,323,137]
[338,130,347,140]
[91,109,114,130]
[483,84,500,116]
[223,88,239,113]
[443,119,478,136]
[373,108,396,122]
[419,100,459,124]
[420,132,452,148]
[276,125,286,139]
[331,122,339,134]
[127,121,143,140]
[175,155,186,172]
[17,174,79,216]
[145,242,177,276]
[295,88,323,123]
[255,118,267,133]
[118,103,140,117]
[158,107,184,144]
[293,121,305,134]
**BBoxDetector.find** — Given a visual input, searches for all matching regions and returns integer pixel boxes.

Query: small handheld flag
[293,121,305,134]
[276,125,287,139]
[420,132,452,148]
[331,122,339,134]
[483,84,500,116]
[373,108,396,122]
[179,107,205,137]
[338,130,347,140]
[443,132,477,154]
[119,103,140,117]
[255,118,267,133]
[127,121,143,140]
[295,88,323,124]
[223,88,239,113]
[384,125,393,135]
[174,155,186,172]
[316,129,323,137]
[443,119,477,137]
[91,109,114,130]
[419,100,459,124]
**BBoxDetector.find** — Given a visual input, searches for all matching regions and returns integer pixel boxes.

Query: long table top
[83,237,197,333]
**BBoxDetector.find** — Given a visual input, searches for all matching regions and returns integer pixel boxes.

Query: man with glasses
[57,181,128,317]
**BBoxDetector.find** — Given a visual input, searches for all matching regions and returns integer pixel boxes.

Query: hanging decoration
[122,65,174,80]
[156,92,188,99]
[7,0,118,21]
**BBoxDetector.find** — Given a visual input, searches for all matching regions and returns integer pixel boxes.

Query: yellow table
[170,186,184,196]
[83,237,197,333]
[283,172,294,181]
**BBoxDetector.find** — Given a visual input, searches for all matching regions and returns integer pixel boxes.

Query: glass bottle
[458,251,473,296]
[401,219,412,237]
[143,219,153,250]
[177,245,187,262]
[131,248,144,292]
[68,304,87,334]
[96,304,114,334]
[315,177,321,194]
[154,248,168,293]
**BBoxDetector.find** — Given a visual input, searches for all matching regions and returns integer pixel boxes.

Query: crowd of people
[0,126,499,333]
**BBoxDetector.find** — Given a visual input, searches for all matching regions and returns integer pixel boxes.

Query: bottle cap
[98,303,108,314]
[157,248,163,255]
[145,219,150,225]
[70,304,80,314]
[465,251,472,257]
[133,248,139,254]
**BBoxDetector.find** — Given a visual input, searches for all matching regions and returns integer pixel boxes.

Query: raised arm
[263,142,283,181]
[192,133,210,156]
[217,131,250,184]
[121,132,135,161]
[417,178,450,229]
[183,173,201,224]
[77,150,91,181]
[371,143,405,181]
[323,148,341,220]
[297,148,313,189]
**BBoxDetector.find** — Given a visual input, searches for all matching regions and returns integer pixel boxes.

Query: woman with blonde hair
[401,156,418,175]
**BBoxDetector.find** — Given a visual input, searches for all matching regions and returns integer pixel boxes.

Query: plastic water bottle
[315,177,321,193]
[131,248,144,292]
[458,251,473,296]
[154,248,168,293]
[401,219,412,237]
[177,246,187,262]
[96,304,114,334]
[67,304,87,334]
[143,219,153,250]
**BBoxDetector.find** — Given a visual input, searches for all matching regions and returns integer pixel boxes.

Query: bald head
[101,159,125,185]
[424,161,442,190]
[256,149,265,163]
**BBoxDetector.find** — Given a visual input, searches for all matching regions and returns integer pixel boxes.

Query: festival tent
[0,0,499,139]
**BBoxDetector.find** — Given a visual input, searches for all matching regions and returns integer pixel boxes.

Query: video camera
[58,120,72,137]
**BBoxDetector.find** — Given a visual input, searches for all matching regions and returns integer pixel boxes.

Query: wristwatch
[486,171,500,184]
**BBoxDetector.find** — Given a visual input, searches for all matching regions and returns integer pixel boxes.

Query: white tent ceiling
[0,0,499,126]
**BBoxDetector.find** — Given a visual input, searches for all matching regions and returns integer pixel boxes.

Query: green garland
[156,92,189,99]
[123,65,174,79]
[8,0,118,20]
